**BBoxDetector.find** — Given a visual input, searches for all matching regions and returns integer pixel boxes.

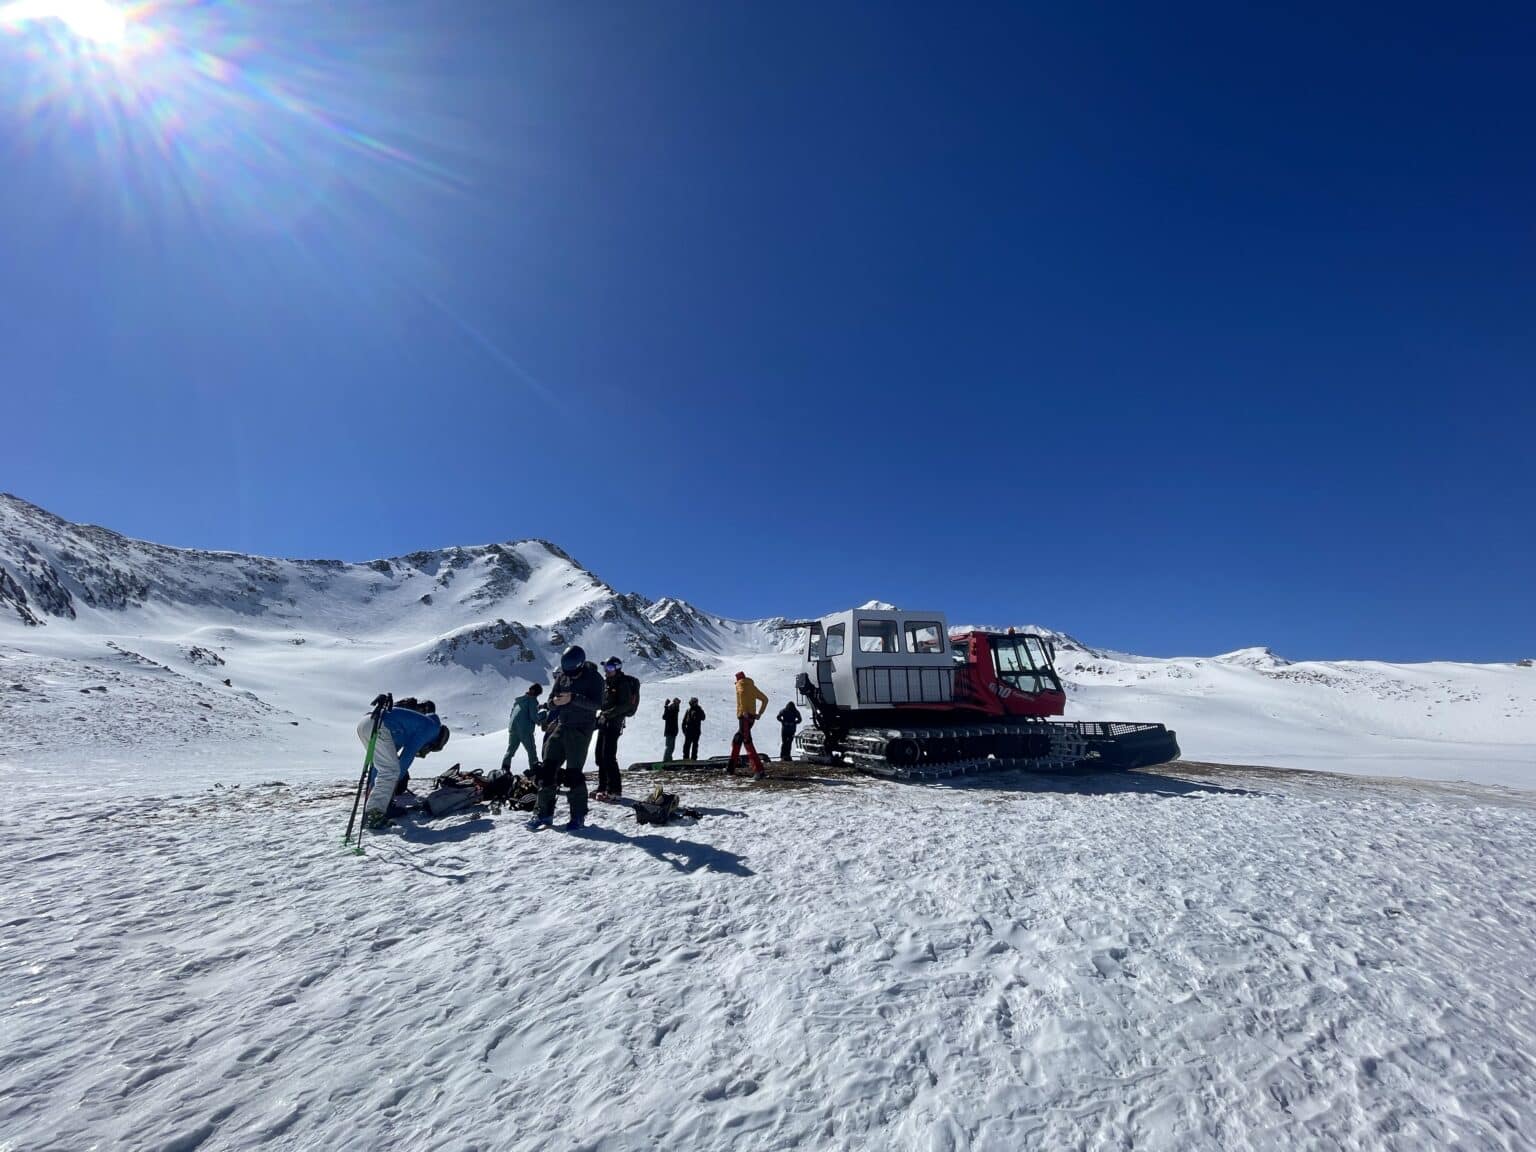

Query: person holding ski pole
[502,683,543,774]
[356,699,449,828]
[661,698,681,763]
[681,697,705,761]
[728,670,769,779]
[776,700,803,762]
[530,645,604,831]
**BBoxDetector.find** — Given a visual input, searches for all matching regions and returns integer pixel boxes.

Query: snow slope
[1,491,1533,790]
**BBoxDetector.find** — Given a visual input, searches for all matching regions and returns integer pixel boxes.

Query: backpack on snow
[425,764,483,817]
[633,784,678,825]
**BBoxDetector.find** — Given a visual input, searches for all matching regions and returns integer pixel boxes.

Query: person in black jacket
[530,646,605,831]
[776,701,803,762]
[680,697,705,761]
[661,698,681,762]
[593,656,640,800]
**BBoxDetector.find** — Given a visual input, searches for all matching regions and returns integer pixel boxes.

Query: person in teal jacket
[502,683,543,773]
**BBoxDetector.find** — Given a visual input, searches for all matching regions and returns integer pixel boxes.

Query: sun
[0,0,129,47]
[57,0,127,45]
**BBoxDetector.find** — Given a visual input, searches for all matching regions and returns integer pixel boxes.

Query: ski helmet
[560,645,586,673]
[424,724,450,754]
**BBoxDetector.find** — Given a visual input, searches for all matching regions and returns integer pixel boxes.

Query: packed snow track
[1,762,1533,1150]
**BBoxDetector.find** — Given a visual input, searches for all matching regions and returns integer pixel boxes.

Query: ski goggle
[602,661,622,671]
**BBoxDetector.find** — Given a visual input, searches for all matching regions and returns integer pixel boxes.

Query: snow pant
[595,723,623,795]
[730,715,763,772]
[682,732,700,761]
[501,728,539,774]
[358,716,403,821]
[780,728,797,761]
[663,731,677,762]
[536,726,593,823]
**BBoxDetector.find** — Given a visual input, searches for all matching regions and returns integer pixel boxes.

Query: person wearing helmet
[661,698,681,763]
[776,700,803,762]
[681,697,706,761]
[501,682,543,774]
[593,656,640,800]
[729,670,769,778]
[529,645,604,830]
[357,699,448,828]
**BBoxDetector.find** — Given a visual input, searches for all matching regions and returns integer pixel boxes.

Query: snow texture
[3,494,1536,1149]
[1,766,1533,1150]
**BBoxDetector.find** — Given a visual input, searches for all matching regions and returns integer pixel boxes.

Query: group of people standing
[660,696,708,762]
[499,645,640,831]
[353,655,812,834]
[497,657,809,830]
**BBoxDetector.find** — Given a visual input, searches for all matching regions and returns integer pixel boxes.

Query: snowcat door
[804,622,838,707]
[988,634,1067,717]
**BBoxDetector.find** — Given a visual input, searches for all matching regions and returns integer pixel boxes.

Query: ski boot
[526,815,553,831]
[562,815,586,832]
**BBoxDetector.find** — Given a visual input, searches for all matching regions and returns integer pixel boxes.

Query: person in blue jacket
[357,700,449,827]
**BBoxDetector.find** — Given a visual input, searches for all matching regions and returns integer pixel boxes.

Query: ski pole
[345,694,392,847]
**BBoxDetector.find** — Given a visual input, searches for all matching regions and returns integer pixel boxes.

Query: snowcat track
[798,721,1179,781]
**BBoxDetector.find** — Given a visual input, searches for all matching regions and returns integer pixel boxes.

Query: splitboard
[626,756,741,773]
[625,758,867,789]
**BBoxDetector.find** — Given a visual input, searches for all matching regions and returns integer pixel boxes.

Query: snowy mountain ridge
[0,491,792,671]
[1,493,1533,789]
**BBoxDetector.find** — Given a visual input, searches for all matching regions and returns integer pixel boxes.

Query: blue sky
[2,1,1532,662]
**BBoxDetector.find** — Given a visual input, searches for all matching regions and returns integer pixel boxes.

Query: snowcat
[788,607,1180,780]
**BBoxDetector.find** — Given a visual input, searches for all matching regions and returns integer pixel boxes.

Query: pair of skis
[343,694,393,855]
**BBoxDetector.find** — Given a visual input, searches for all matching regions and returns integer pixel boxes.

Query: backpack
[621,673,641,719]
[425,764,481,817]
[633,784,702,825]
[634,784,678,825]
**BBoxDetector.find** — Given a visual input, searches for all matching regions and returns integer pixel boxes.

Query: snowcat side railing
[855,664,955,705]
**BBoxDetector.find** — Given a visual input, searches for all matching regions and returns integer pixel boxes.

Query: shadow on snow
[572,823,754,877]
[942,766,1263,799]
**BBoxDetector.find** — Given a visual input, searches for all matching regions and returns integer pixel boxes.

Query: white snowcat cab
[798,607,957,712]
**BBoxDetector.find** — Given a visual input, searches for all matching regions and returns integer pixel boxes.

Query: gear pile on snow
[424,765,539,816]
[633,784,702,825]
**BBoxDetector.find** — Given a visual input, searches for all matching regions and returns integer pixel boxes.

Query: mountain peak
[1215,646,1291,669]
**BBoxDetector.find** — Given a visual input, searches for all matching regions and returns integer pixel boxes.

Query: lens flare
[0,0,465,232]
[1,0,128,47]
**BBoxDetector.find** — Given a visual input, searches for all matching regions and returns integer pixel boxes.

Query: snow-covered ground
[2,763,1534,1150]
[4,495,1536,1149]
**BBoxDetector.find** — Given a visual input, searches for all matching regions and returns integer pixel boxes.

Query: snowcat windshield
[992,637,1059,693]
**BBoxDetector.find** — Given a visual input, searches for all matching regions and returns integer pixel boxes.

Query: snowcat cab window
[857,619,899,653]
[1023,635,1053,672]
[807,623,825,661]
[993,637,1046,691]
[905,621,944,655]
[825,623,846,657]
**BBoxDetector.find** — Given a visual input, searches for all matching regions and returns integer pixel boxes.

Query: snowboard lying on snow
[626,756,790,773]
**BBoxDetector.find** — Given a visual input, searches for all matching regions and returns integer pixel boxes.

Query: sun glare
[58,0,127,45]
[0,0,460,234]
[0,0,128,46]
